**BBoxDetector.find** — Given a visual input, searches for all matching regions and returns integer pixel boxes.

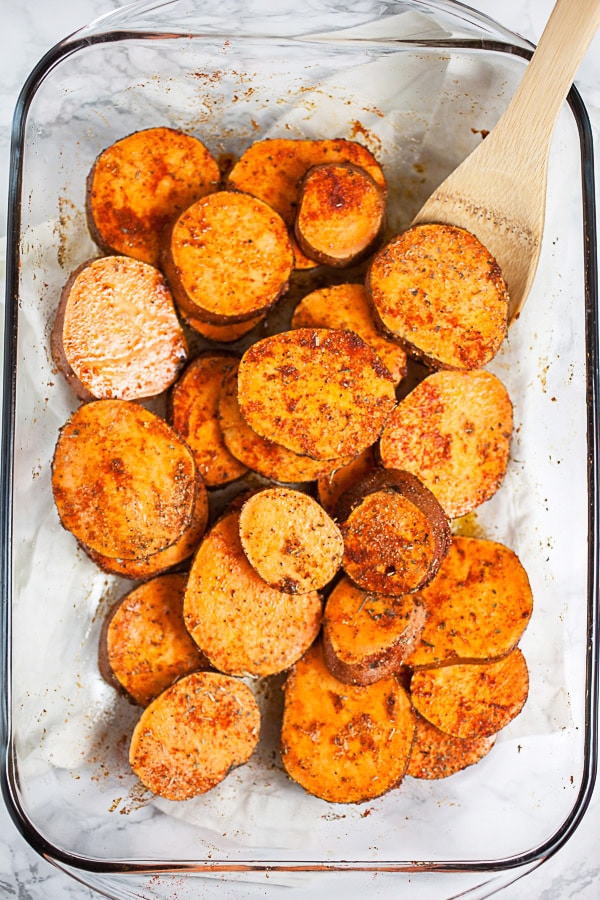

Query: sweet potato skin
[322,575,426,685]
[51,399,197,560]
[129,671,260,800]
[183,509,323,677]
[86,126,221,267]
[281,641,416,803]
[406,536,533,668]
[237,328,397,461]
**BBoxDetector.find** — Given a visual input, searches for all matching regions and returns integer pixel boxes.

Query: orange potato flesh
[169,353,248,488]
[291,283,407,385]
[406,536,533,668]
[379,369,513,519]
[100,572,211,706]
[51,255,188,402]
[237,327,397,461]
[51,399,197,560]
[410,647,529,739]
[183,509,322,677]
[87,126,221,267]
[406,713,496,779]
[322,575,426,685]
[317,445,378,515]
[281,641,416,803]
[367,223,509,369]
[129,671,260,800]
[162,191,294,324]
[238,487,343,593]
[184,312,265,343]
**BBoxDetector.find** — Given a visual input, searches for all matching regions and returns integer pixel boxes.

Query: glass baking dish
[1,0,598,897]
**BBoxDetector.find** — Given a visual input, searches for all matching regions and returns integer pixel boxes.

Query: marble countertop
[1,1,599,898]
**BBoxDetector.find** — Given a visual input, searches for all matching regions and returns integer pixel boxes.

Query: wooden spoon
[412,0,600,322]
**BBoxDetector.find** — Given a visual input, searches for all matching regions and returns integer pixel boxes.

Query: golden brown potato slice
[294,163,386,267]
[291,283,406,385]
[51,255,188,402]
[183,509,322,677]
[85,471,208,580]
[406,713,496,779]
[238,487,343,593]
[218,365,345,483]
[183,312,265,343]
[168,353,248,488]
[52,399,197,560]
[162,190,294,324]
[129,671,260,800]
[322,575,426,685]
[335,468,451,596]
[99,572,211,706]
[367,223,509,369]
[227,137,387,270]
[379,369,513,519]
[406,536,533,668]
[281,641,416,803]
[410,647,529,739]
[317,445,378,515]
[86,126,220,267]
[237,328,396,461]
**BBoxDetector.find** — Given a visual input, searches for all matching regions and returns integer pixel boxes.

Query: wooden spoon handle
[496,0,600,153]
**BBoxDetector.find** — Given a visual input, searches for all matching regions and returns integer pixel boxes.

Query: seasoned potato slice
[295,163,386,267]
[410,648,529,739]
[129,671,260,800]
[281,641,416,803]
[379,369,513,519]
[183,509,322,677]
[51,255,187,402]
[52,399,197,560]
[367,223,509,369]
[335,468,451,596]
[99,572,211,706]
[237,328,396,461]
[322,575,426,685]
[238,487,343,593]
[87,126,220,267]
[317,445,378,515]
[406,713,496,779]
[291,283,407,385]
[183,312,265,343]
[162,190,294,324]
[406,536,533,668]
[169,353,248,488]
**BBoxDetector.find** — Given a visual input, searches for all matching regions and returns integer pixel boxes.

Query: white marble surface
[1,0,599,898]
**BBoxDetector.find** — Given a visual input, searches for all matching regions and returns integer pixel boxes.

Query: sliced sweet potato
[86,126,220,267]
[410,647,529,739]
[335,468,451,596]
[405,536,533,668]
[51,399,197,560]
[168,353,248,488]
[237,327,396,461]
[129,670,260,800]
[99,572,211,706]
[291,283,406,385]
[183,509,322,677]
[379,369,513,519]
[218,365,343,483]
[161,190,294,324]
[294,163,386,268]
[183,311,265,343]
[367,223,509,369]
[317,445,378,515]
[406,713,496,779]
[227,137,387,270]
[85,473,208,580]
[281,641,416,803]
[322,575,426,685]
[238,487,343,593]
[51,255,188,402]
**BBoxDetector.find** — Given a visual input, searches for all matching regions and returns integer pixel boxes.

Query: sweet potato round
[406,713,496,779]
[237,327,396,461]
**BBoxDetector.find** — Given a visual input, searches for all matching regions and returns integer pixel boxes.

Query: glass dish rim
[1,0,598,878]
